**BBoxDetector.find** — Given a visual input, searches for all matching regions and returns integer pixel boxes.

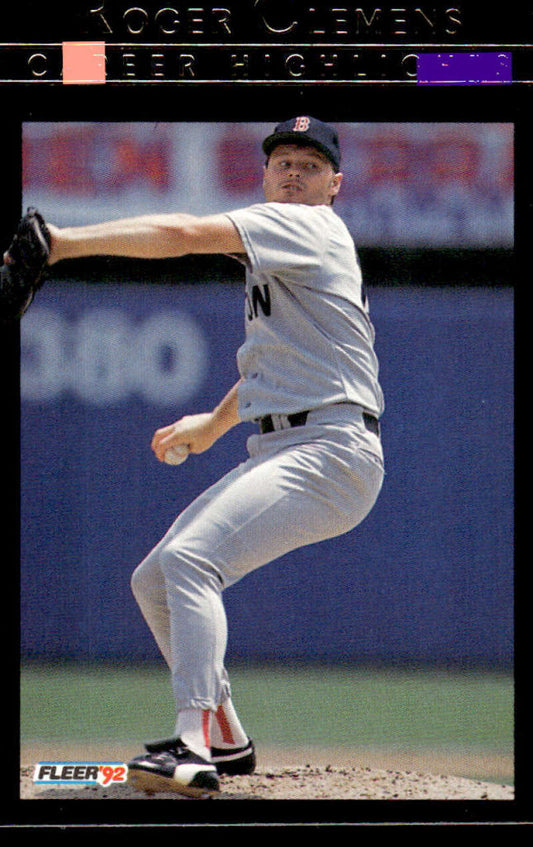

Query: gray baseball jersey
[225,201,384,421]
[131,197,385,717]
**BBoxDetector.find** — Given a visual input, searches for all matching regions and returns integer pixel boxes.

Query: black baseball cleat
[127,736,220,797]
[210,738,256,776]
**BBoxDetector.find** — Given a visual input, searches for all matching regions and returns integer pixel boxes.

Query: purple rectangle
[417,52,512,85]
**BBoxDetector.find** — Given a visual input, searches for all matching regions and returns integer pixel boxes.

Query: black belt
[259,410,380,436]
[259,411,309,433]
[363,412,380,436]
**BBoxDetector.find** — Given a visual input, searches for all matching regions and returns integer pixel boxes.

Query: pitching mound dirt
[20,763,513,801]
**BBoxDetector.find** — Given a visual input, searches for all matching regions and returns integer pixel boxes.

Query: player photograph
[14,117,514,807]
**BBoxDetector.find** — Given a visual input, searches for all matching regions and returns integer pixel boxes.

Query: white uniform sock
[211,697,249,748]
[175,708,212,761]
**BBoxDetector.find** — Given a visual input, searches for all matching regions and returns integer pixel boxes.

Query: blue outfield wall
[19,280,514,666]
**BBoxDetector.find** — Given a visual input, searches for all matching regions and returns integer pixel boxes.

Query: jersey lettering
[293,116,310,132]
[246,284,271,320]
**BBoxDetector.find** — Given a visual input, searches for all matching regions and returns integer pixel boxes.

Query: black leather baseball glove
[0,207,51,322]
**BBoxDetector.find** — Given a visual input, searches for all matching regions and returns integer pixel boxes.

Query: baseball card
[2,0,525,831]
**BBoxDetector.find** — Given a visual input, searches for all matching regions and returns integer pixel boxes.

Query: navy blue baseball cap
[262,116,341,172]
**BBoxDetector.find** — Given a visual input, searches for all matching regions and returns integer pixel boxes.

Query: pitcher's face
[262,144,342,206]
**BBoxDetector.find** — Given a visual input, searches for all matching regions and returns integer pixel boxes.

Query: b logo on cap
[293,116,310,132]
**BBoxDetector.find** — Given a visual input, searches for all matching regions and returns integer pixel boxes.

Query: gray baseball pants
[131,403,384,712]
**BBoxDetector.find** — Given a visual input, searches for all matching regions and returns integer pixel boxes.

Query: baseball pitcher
[5,117,385,797]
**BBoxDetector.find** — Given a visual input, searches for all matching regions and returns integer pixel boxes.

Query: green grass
[232,665,514,751]
[20,662,514,784]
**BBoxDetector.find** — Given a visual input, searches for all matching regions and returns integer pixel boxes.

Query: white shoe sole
[128,767,220,798]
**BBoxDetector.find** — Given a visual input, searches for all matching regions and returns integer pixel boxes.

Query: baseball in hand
[163,444,190,466]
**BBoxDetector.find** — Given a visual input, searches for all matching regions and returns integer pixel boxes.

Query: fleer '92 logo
[33,762,128,786]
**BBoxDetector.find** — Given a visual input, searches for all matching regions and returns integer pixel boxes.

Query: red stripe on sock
[202,710,211,748]
[215,704,235,744]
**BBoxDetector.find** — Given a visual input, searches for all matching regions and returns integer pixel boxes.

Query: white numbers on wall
[21,308,209,406]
